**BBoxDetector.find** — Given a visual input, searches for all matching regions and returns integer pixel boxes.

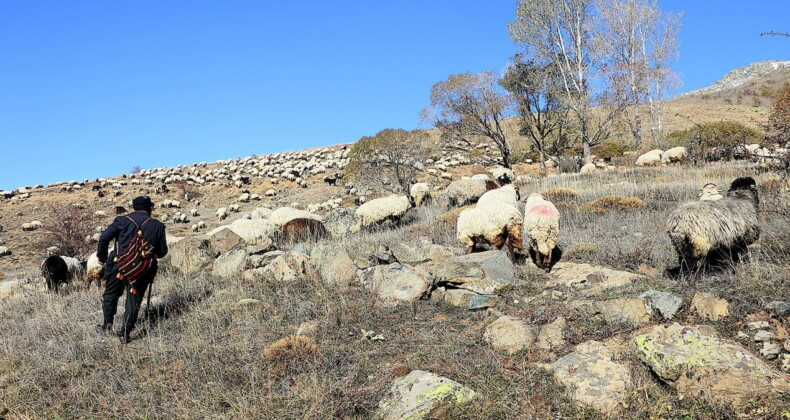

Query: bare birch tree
[509,0,625,164]
[501,56,571,175]
[596,0,682,148]
[425,71,516,168]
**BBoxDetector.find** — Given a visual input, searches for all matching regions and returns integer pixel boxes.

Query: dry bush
[651,176,669,183]
[565,242,599,259]
[261,335,322,376]
[34,203,98,257]
[435,205,473,230]
[540,187,579,202]
[579,195,644,214]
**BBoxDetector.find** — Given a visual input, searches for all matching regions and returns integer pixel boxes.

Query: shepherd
[96,196,168,344]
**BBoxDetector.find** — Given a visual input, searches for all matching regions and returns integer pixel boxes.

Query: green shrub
[667,121,762,162]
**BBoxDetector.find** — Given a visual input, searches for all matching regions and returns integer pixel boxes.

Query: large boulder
[212,249,248,278]
[388,240,453,265]
[261,252,317,282]
[634,323,790,407]
[208,228,246,255]
[552,340,633,414]
[322,207,356,238]
[376,370,477,420]
[209,219,275,248]
[310,245,357,287]
[483,315,538,354]
[167,236,214,274]
[425,250,517,282]
[357,263,433,307]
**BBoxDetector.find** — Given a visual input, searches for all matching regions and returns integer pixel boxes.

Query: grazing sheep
[666,176,760,274]
[489,167,514,185]
[269,207,323,228]
[476,184,519,209]
[456,201,524,260]
[522,193,560,271]
[41,256,69,293]
[197,220,206,230]
[635,149,664,166]
[229,203,241,212]
[410,182,432,207]
[217,207,228,221]
[579,163,597,174]
[190,208,199,217]
[661,147,688,164]
[279,218,330,243]
[446,178,498,208]
[351,195,414,233]
[85,252,104,288]
[191,224,199,232]
[698,183,723,201]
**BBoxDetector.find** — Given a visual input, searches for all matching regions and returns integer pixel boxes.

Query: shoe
[95,324,112,335]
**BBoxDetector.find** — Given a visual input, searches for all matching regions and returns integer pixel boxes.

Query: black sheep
[41,256,69,293]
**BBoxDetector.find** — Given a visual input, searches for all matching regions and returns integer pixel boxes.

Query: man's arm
[155,222,168,259]
[97,218,122,263]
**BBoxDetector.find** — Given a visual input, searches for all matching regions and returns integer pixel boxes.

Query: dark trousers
[102,267,155,335]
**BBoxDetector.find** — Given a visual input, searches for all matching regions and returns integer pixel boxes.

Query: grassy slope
[1,164,788,418]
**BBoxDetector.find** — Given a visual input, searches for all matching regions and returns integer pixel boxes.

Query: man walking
[96,196,168,343]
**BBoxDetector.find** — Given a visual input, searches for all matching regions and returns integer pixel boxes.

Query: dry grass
[1,163,788,418]
[540,187,579,202]
[578,195,645,214]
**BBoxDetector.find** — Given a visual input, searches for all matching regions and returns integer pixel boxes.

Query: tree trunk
[538,148,547,176]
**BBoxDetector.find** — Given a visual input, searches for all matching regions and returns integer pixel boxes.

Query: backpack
[115,216,155,285]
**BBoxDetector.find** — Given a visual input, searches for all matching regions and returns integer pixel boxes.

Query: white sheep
[351,195,413,233]
[197,220,206,230]
[191,224,199,232]
[86,252,104,286]
[456,201,524,259]
[489,167,514,185]
[579,163,597,174]
[698,183,723,201]
[410,183,431,207]
[229,203,240,212]
[635,149,664,166]
[269,207,322,228]
[252,206,273,220]
[190,208,199,217]
[61,256,86,281]
[661,147,688,164]
[522,193,560,271]
[446,178,497,207]
[216,207,228,221]
[476,184,519,209]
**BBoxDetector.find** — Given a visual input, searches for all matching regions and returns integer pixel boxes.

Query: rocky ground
[0,150,789,418]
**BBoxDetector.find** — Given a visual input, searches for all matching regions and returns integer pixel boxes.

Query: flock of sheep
[1,136,777,292]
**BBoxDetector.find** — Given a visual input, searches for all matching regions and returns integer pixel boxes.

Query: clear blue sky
[1,1,788,190]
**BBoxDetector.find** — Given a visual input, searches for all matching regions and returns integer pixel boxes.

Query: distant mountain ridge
[673,60,790,106]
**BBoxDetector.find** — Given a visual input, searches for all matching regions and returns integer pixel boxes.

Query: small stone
[747,321,771,330]
[760,342,781,359]
[781,354,790,372]
[483,315,538,354]
[737,331,750,340]
[766,301,790,316]
[640,290,683,320]
[551,290,563,300]
[690,293,730,321]
[753,331,776,342]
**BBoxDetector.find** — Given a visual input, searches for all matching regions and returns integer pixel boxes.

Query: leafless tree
[35,203,98,257]
[509,0,626,163]
[761,31,790,37]
[596,0,682,148]
[501,56,571,174]
[424,71,516,168]
[346,129,429,194]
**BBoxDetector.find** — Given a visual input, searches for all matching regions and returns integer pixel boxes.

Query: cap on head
[132,196,153,212]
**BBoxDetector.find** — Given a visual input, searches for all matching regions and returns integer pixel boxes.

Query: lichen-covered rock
[443,289,498,310]
[484,315,538,354]
[376,370,476,420]
[357,263,433,307]
[634,323,790,407]
[690,292,730,321]
[208,228,246,255]
[425,250,516,282]
[552,340,633,414]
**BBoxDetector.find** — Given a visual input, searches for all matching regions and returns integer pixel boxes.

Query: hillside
[673,60,790,107]
[1,61,789,418]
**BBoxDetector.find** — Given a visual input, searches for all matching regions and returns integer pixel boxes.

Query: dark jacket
[97,211,168,277]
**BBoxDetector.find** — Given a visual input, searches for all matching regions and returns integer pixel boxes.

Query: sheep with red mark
[522,193,560,271]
